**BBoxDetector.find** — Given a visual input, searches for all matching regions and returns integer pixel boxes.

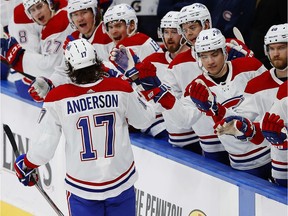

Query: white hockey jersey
[164,57,269,170]
[143,51,199,145]
[26,77,156,200]
[20,9,73,77]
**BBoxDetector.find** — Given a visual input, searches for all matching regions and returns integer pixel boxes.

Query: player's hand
[226,39,254,60]
[28,77,54,102]
[214,116,255,141]
[14,154,38,186]
[186,79,219,115]
[137,61,169,102]
[63,35,75,50]
[109,45,140,80]
[262,112,288,149]
[0,37,24,66]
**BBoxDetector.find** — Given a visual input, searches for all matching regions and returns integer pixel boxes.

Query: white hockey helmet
[64,38,97,70]
[195,28,226,54]
[103,3,138,34]
[158,11,181,38]
[67,0,98,23]
[23,0,53,19]
[178,3,212,29]
[264,23,288,56]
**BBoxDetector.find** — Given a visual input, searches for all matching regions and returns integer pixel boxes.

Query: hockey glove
[28,76,54,102]
[0,36,24,66]
[137,61,163,100]
[226,39,254,60]
[187,79,219,114]
[214,116,256,141]
[262,112,288,149]
[63,35,75,50]
[109,45,140,80]
[14,154,38,186]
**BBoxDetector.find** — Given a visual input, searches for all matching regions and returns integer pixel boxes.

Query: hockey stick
[3,124,64,216]
[233,27,245,44]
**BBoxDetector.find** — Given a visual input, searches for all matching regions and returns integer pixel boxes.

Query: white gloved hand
[28,77,54,102]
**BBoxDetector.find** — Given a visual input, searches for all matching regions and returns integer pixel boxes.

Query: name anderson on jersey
[67,94,119,114]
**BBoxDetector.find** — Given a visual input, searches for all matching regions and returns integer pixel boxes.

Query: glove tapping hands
[28,77,54,102]
[214,116,256,141]
[14,154,38,186]
[109,45,140,80]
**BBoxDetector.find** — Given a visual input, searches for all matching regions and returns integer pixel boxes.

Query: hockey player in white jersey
[213,24,288,184]
[1,0,73,77]
[143,11,201,152]
[14,38,156,215]
[28,0,117,102]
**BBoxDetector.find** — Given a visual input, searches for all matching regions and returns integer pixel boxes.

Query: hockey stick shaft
[3,124,64,216]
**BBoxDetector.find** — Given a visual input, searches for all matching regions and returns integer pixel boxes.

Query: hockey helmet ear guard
[64,38,97,70]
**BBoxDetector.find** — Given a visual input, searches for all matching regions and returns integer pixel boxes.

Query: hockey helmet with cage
[158,11,181,38]
[264,23,288,56]
[23,0,54,19]
[178,3,212,30]
[67,0,98,23]
[64,38,97,70]
[103,3,138,34]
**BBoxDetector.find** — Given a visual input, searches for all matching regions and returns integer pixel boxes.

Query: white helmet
[103,3,138,34]
[23,0,53,19]
[195,28,227,70]
[158,11,180,38]
[67,0,98,23]
[64,38,97,70]
[178,3,212,29]
[195,28,226,53]
[264,23,288,56]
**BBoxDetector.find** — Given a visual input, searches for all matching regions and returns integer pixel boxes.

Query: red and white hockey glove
[186,79,226,122]
[214,116,256,141]
[28,76,54,102]
[0,36,24,67]
[138,61,175,109]
[14,154,38,187]
[262,112,288,149]
[226,39,254,60]
[109,45,140,81]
